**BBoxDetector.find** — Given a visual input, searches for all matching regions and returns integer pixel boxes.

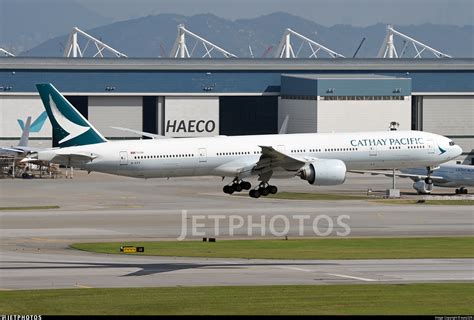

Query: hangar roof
[0,58,472,94]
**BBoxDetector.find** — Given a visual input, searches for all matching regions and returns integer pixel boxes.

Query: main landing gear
[249,182,278,198]
[223,179,252,194]
[455,187,468,195]
[222,179,278,198]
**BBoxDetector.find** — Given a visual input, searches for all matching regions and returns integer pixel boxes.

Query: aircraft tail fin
[35,84,107,148]
[18,116,32,147]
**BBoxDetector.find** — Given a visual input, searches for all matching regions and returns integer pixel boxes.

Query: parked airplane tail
[18,116,32,147]
[36,84,107,148]
[18,111,48,133]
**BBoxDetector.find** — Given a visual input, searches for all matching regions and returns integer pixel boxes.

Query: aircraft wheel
[241,181,251,190]
[425,177,433,185]
[223,185,234,194]
[268,185,278,194]
[259,187,270,196]
[249,189,260,198]
[233,183,243,192]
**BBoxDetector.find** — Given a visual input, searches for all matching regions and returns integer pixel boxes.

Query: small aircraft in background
[353,163,474,194]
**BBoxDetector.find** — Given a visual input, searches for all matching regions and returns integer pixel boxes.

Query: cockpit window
[449,141,455,146]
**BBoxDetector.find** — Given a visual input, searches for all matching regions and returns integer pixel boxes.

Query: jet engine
[297,159,346,186]
[413,180,433,194]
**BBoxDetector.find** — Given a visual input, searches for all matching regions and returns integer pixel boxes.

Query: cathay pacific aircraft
[30,84,462,198]
[354,163,474,194]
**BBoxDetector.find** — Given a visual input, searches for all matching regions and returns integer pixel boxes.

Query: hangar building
[0,57,473,163]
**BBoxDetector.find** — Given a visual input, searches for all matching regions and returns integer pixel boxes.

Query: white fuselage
[52,130,461,180]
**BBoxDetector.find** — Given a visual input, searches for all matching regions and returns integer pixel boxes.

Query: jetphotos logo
[48,94,90,144]
[177,210,351,240]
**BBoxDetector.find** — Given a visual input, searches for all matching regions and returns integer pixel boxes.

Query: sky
[76,0,474,26]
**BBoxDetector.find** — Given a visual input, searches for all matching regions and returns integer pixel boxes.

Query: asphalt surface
[0,172,473,289]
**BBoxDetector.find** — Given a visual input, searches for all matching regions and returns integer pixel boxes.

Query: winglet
[279,115,290,134]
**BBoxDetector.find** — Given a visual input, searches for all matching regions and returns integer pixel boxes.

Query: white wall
[317,97,411,133]
[278,98,317,133]
[0,96,52,147]
[164,97,219,137]
[88,97,142,138]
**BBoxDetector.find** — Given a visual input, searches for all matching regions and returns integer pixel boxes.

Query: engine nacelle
[413,180,433,194]
[297,159,347,186]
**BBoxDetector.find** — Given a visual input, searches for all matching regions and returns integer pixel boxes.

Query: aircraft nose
[454,145,463,157]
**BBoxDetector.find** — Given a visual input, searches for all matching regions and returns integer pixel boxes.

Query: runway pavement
[0,172,473,289]
[2,250,473,289]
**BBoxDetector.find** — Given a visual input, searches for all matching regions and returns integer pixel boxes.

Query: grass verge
[71,237,474,260]
[0,284,472,315]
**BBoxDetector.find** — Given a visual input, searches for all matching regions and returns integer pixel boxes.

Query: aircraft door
[198,148,207,162]
[427,140,435,154]
[119,151,128,165]
[369,146,377,156]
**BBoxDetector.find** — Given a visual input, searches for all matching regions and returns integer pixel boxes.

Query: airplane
[0,116,33,158]
[1,111,50,158]
[28,83,462,198]
[354,163,474,194]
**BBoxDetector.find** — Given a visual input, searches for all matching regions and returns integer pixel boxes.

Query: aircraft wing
[253,146,306,173]
[214,146,307,178]
[350,170,446,183]
[110,126,170,139]
[0,147,24,154]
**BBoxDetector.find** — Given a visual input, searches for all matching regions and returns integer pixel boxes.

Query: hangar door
[88,97,142,138]
[422,96,474,155]
[220,96,278,135]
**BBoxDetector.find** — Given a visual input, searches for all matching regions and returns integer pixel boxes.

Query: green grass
[0,284,472,315]
[372,199,474,205]
[71,237,474,260]
[0,205,60,211]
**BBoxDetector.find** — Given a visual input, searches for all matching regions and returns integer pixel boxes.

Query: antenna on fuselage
[389,121,399,131]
